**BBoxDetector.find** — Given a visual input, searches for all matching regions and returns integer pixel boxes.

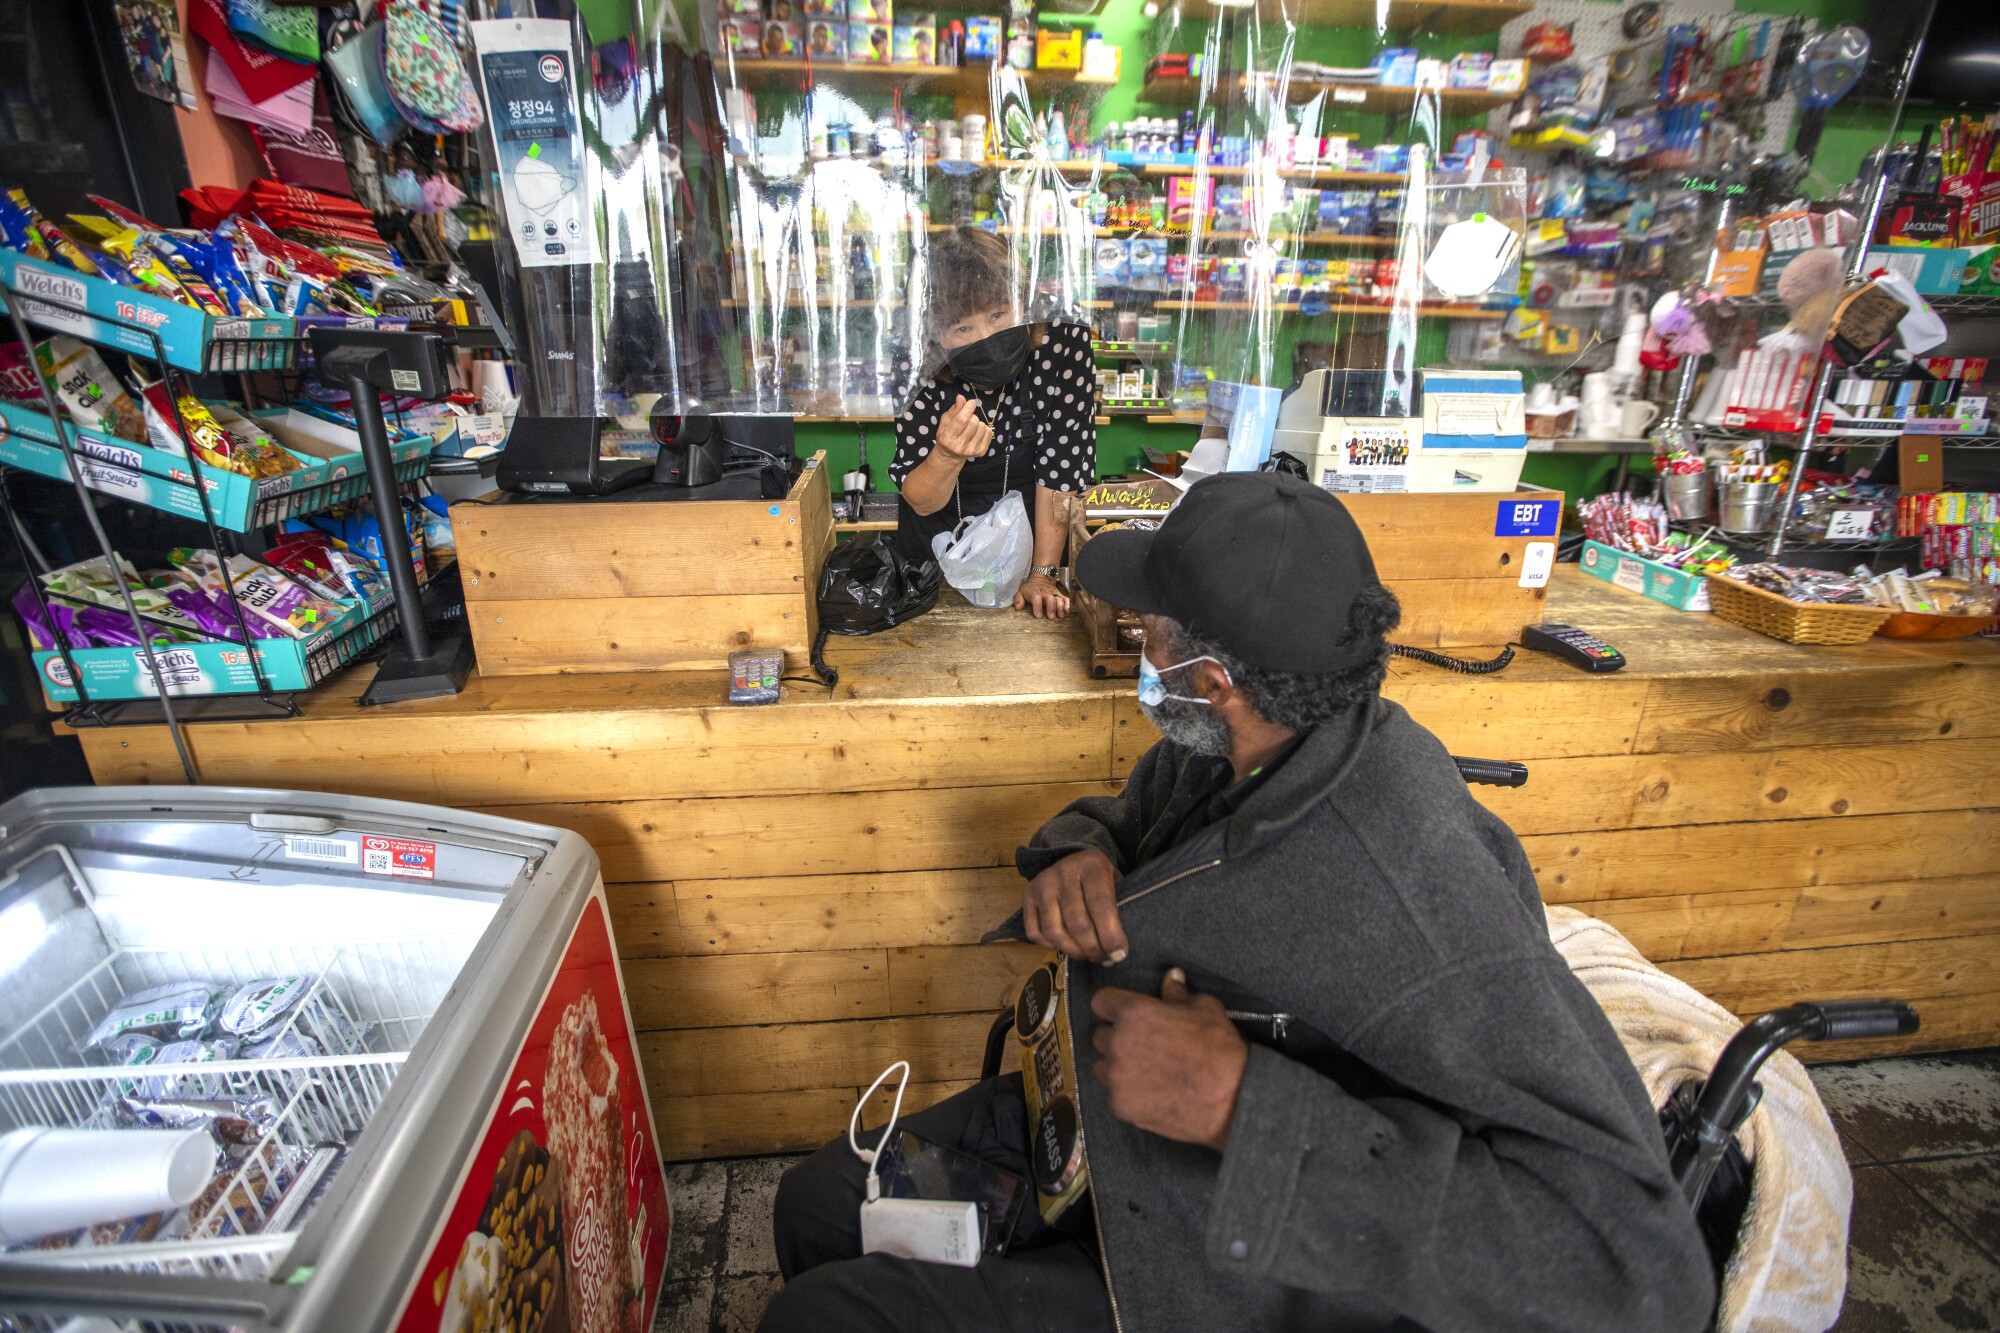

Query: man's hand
[1023,848,1126,963]
[1090,969,1248,1153]
[936,395,993,461]
[1014,572,1071,619]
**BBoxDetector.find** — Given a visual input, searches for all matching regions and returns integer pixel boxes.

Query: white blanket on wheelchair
[1546,907,1851,1333]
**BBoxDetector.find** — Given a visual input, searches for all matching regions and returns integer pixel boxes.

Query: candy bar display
[1579,492,1736,575]
[0,185,426,321]
[1898,492,2000,585]
[13,551,350,654]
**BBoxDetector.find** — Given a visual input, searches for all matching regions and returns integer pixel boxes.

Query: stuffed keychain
[1775,246,1846,345]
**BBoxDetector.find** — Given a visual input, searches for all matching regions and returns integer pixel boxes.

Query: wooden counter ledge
[68,568,2000,1159]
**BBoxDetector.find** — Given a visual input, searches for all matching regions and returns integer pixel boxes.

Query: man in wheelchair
[761,473,1715,1332]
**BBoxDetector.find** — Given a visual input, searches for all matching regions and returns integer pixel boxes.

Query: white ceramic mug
[1579,372,1623,438]
[1621,399,1661,437]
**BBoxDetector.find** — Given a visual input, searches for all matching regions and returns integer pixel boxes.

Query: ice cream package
[136,1038,244,1101]
[219,976,313,1040]
[82,981,226,1051]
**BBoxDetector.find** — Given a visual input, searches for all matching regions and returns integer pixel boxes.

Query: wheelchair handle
[1806,1000,1922,1042]
[1673,1000,1919,1206]
[1453,756,1529,788]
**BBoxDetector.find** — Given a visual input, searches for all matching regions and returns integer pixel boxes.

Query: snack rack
[0,272,432,758]
[0,785,672,1332]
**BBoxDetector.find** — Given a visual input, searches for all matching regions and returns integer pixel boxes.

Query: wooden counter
[69,569,2000,1160]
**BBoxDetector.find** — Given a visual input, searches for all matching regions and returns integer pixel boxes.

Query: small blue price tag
[1495,498,1559,537]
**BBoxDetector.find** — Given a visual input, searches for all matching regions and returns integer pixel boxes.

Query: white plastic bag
[1873,269,1948,356]
[931,488,1033,608]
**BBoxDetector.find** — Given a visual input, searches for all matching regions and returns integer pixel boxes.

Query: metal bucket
[1660,471,1712,522]
[1720,481,1781,535]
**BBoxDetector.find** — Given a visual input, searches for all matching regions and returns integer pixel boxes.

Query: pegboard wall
[1488,0,1815,161]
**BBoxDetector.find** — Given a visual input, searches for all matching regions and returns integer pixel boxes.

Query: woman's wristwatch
[1031,565,1062,580]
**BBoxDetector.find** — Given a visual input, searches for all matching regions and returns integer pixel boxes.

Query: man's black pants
[757,1074,1117,1333]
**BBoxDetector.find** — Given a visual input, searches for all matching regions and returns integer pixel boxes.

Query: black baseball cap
[1077,471,1384,673]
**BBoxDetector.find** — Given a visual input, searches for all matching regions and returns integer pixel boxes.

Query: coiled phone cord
[1390,643,1517,674]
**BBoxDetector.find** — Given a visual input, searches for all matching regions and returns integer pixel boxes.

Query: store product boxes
[805,16,846,57]
[1411,369,1527,493]
[1866,246,1972,295]
[1273,368,1418,493]
[1036,26,1082,69]
[1578,539,1711,612]
[849,19,892,60]
[1281,417,1422,493]
[892,17,936,62]
[964,15,1002,60]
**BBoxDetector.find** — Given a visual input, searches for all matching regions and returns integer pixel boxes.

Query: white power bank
[859,1197,982,1267]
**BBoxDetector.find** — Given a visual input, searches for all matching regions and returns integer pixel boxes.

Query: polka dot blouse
[891,321,1098,494]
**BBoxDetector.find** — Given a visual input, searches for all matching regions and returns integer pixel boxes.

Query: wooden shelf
[722,59,1114,95]
[1172,0,1530,33]
[722,299,905,309]
[1140,162,1404,184]
[928,222,1394,247]
[1139,75,1513,112]
[1156,300,1505,319]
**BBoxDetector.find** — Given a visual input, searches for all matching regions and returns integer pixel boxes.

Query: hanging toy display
[382,0,485,136]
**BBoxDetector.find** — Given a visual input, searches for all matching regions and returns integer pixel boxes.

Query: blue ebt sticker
[1496,498,1559,537]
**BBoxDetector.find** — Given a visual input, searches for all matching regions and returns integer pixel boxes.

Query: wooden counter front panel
[68,571,2000,1160]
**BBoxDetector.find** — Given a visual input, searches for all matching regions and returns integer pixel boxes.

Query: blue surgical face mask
[1137,653,1224,708]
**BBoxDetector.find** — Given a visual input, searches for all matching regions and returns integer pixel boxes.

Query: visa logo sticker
[1496,498,1560,537]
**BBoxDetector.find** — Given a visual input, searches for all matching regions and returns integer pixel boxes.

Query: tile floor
[654,1049,2000,1332]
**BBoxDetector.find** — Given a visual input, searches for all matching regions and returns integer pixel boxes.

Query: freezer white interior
[0,818,531,1285]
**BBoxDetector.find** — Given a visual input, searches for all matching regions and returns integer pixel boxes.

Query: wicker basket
[1704,576,1895,645]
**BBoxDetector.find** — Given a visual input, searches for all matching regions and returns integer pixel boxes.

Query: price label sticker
[362,835,437,879]
[1824,509,1874,541]
[1612,555,1647,594]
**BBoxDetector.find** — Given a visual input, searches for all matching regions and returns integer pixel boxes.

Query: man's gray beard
[1140,695,1232,757]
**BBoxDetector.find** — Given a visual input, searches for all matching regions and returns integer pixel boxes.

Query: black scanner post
[307,327,474,705]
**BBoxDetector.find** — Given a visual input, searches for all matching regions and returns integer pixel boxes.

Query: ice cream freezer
[0,786,672,1333]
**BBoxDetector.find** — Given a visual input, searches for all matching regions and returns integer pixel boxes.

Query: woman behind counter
[892,227,1096,618]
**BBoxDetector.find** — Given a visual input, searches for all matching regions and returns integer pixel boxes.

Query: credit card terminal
[1521,623,1626,672]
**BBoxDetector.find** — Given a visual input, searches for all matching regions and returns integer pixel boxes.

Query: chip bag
[35,336,146,442]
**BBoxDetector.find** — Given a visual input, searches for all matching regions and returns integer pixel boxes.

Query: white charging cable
[849,1059,911,1203]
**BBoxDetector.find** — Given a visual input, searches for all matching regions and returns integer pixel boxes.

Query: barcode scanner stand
[308,327,474,705]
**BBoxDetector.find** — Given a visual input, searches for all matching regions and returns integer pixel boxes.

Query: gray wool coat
[989,696,1715,1333]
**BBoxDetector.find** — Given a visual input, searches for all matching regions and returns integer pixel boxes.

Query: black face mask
[945,324,1031,389]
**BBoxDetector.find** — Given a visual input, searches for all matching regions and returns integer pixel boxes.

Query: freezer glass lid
[0,811,517,1288]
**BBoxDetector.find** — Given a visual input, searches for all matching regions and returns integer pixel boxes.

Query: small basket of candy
[1705,564,1895,644]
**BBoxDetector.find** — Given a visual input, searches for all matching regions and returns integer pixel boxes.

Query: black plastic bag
[818,532,942,636]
